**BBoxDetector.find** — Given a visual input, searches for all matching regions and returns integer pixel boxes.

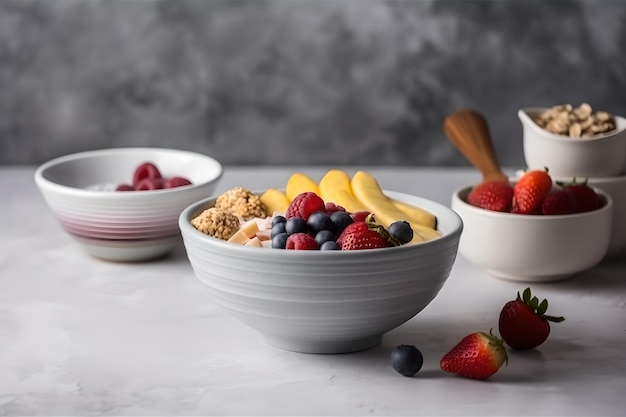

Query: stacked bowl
[518,105,626,258]
[35,147,223,262]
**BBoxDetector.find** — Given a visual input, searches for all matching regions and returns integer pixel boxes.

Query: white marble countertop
[1,166,625,416]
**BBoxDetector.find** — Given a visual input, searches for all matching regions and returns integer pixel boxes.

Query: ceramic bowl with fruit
[519,104,626,178]
[35,147,223,262]
[179,170,463,354]
[451,169,613,282]
[513,170,626,259]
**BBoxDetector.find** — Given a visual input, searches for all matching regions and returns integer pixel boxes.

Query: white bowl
[179,190,463,354]
[451,185,612,283]
[519,108,626,178]
[35,147,222,262]
[514,169,626,258]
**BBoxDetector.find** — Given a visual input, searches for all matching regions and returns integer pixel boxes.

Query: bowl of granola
[519,104,626,178]
[35,147,222,262]
[178,174,463,354]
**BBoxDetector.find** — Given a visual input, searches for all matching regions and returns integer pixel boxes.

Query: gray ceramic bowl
[179,190,463,354]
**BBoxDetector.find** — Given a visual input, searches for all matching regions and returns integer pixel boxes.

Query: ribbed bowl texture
[35,147,222,261]
[179,190,463,354]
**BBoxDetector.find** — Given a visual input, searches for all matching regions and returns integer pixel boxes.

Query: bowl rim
[452,184,613,220]
[518,107,626,143]
[179,189,464,256]
[34,147,223,198]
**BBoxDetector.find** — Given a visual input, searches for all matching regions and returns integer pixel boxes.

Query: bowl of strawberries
[451,169,613,282]
[179,170,463,354]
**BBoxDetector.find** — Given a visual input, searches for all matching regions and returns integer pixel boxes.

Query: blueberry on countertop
[391,344,423,377]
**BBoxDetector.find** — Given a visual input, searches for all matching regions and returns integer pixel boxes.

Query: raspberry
[285,233,319,250]
[286,192,326,221]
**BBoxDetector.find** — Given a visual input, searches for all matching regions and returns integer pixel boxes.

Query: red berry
[164,176,192,188]
[115,184,135,191]
[325,202,346,213]
[285,233,319,250]
[466,180,514,212]
[336,220,393,250]
[541,189,577,215]
[564,183,600,213]
[513,169,553,214]
[498,288,565,350]
[135,177,163,190]
[286,192,326,221]
[350,211,371,222]
[440,331,508,380]
[133,162,162,187]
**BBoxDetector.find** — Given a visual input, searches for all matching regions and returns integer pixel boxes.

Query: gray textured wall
[1,0,625,167]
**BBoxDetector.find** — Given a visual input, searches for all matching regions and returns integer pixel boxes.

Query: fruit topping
[336,214,397,250]
[498,287,565,350]
[285,192,326,221]
[440,330,508,380]
[388,220,414,244]
[286,233,319,250]
[391,345,424,377]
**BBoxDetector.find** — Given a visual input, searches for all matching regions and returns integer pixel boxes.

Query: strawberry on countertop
[440,330,508,380]
[498,287,565,350]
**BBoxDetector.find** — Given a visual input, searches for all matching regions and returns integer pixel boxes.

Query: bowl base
[73,235,181,262]
[486,269,576,283]
[262,335,382,354]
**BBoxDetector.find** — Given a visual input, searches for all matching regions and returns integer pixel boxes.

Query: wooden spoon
[443,109,509,183]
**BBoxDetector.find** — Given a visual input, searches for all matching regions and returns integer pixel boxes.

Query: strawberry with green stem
[498,287,565,350]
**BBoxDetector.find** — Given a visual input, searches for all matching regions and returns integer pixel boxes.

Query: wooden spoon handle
[444,109,508,183]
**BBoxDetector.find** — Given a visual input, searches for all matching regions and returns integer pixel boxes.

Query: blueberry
[285,217,309,235]
[391,344,423,377]
[314,230,336,246]
[330,211,354,235]
[271,232,288,249]
[388,221,414,244]
[270,222,287,239]
[307,211,333,234]
[272,215,287,227]
[320,241,340,250]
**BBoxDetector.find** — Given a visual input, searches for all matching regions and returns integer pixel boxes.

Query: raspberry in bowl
[35,147,222,262]
[178,177,463,354]
[451,169,613,282]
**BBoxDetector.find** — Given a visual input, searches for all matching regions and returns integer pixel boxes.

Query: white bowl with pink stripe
[35,147,222,262]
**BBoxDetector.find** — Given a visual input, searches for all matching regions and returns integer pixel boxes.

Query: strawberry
[350,211,371,222]
[466,180,514,212]
[286,192,326,221]
[561,180,600,213]
[285,233,319,250]
[541,189,577,215]
[513,169,553,214]
[440,330,508,380]
[336,215,395,250]
[498,287,565,350]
